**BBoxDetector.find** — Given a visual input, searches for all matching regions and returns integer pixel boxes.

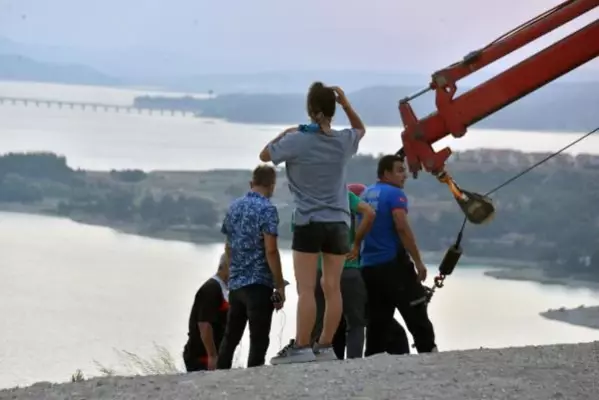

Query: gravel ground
[2,341,598,400]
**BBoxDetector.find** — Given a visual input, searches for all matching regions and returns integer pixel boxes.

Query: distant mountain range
[0,49,432,93]
[0,35,597,93]
[0,54,122,86]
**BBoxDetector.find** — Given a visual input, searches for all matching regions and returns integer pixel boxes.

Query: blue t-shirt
[359,182,409,267]
[220,191,278,291]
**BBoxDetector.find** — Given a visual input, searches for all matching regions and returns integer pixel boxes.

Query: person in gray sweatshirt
[259,82,366,364]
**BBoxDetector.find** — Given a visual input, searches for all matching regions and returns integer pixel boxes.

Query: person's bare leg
[293,250,319,347]
[318,253,345,345]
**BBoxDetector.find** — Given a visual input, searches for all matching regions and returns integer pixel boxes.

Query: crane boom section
[399,0,599,177]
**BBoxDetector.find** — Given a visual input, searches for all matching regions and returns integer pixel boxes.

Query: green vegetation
[0,152,224,243]
[1,150,599,280]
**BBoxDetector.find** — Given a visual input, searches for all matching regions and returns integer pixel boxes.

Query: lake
[2,211,599,390]
[1,81,599,389]
[1,81,598,172]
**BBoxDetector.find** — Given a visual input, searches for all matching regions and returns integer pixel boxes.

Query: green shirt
[290,191,362,270]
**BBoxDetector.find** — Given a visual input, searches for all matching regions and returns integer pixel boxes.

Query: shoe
[312,342,338,362]
[270,339,316,365]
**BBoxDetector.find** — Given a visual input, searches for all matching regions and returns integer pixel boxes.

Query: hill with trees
[1,150,599,281]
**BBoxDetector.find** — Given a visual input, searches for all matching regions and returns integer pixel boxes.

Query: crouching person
[183,253,230,371]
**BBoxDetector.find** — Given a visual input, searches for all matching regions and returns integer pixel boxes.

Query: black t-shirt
[184,278,229,361]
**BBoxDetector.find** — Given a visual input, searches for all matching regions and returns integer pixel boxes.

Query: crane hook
[436,171,496,225]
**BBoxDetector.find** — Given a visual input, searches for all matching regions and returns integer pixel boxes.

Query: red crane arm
[399,0,599,178]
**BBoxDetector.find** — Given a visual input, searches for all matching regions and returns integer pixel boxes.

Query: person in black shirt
[183,253,230,372]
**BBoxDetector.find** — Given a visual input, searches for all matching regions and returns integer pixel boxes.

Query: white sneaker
[270,339,316,365]
[312,343,338,362]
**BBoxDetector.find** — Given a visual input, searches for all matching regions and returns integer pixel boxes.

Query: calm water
[2,212,599,389]
[1,81,599,389]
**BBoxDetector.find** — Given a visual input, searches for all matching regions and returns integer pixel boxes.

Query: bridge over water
[0,96,193,117]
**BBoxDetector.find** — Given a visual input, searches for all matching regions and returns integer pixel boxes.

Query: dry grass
[72,342,245,382]
[93,344,182,376]
[70,369,85,382]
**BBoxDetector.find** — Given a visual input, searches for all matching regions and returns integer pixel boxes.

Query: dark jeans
[217,284,274,369]
[362,251,437,355]
[384,319,411,355]
[292,221,350,255]
[333,319,347,359]
[311,268,367,359]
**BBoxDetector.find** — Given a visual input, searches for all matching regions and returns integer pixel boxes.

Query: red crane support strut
[399,0,599,178]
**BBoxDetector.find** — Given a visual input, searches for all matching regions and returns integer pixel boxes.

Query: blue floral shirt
[221,191,279,291]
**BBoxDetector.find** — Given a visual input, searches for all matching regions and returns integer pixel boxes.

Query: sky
[0,0,597,77]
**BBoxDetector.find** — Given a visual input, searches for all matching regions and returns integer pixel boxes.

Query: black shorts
[292,221,350,255]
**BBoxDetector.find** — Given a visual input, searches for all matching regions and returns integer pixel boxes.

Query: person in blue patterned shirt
[217,164,287,369]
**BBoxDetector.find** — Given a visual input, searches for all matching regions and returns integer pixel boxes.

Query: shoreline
[541,306,599,330]
[4,203,599,300]
[0,207,539,263]
[483,266,599,291]
[192,115,589,134]
[3,207,596,290]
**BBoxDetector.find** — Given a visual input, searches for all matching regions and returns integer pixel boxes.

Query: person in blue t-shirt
[359,154,438,355]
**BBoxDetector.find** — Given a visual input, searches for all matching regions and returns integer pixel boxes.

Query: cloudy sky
[0,0,597,76]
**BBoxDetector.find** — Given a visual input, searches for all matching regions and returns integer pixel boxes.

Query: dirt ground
[2,341,598,400]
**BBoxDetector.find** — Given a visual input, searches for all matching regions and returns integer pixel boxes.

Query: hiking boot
[270,339,316,365]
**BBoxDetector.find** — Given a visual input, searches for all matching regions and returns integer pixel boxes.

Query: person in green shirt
[291,183,410,359]
[293,183,375,359]
[311,184,411,359]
